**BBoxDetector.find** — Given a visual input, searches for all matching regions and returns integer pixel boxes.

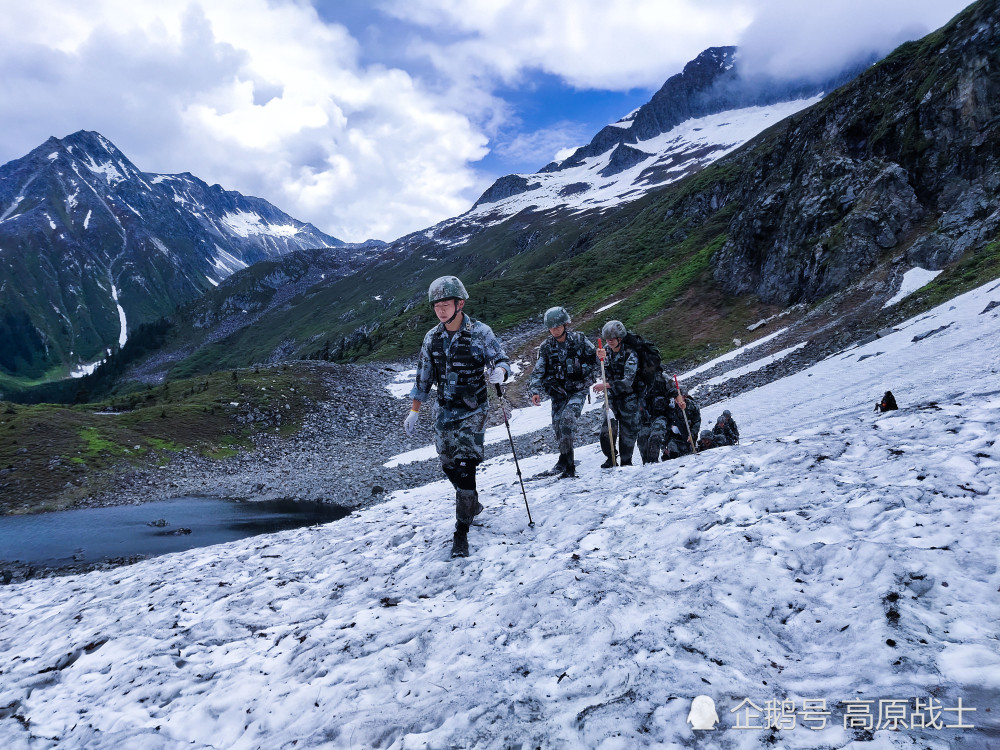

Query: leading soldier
[404,276,511,558]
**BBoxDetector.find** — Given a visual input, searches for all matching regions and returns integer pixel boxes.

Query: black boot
[451,522,470,558]
[601,456,615,469]
[539,453,567,477]
[559,449,576,478]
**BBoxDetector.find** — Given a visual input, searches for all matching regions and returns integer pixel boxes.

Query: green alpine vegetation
[0,364,326,515]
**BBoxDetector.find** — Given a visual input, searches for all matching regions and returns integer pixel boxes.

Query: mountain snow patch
[81,156,126,185]
[883,267,944,308]
[211,246,249,277]
[221,211,301,239]
[111,284,127,349]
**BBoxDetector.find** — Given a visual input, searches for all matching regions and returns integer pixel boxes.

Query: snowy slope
[418,95,823,252]
[1,279,998,749]
[469,96,822,221]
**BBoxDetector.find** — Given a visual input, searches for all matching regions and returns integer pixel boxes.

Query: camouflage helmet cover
[428,275,469,304]
[601,320,626,340]
[543,306,571,328]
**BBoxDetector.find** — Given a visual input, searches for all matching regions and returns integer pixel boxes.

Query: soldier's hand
[487,366,507,384]
[593,382,608,393]
[531,394,541,406]
[596,347,606,361]
[403,409,419,436]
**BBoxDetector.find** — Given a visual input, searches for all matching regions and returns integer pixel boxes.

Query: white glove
[487,366,507,384]
[403,409,419,435]
[671,425,681,435]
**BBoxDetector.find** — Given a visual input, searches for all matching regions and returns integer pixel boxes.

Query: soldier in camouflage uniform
[593,320,642,467]
[713,410,740,446]
[404,275,511,558]
[663,386,701,460]
[528,306,597,478]
[698,429,720,451]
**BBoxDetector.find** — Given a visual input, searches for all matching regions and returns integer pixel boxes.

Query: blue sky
[0,0,973,242]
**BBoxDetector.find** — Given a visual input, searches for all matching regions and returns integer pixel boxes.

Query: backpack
[622,332,663,395]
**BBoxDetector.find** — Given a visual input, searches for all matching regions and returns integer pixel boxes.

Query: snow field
[0,279,998,748]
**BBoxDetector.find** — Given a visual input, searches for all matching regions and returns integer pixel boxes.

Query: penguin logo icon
[687,695,719,730]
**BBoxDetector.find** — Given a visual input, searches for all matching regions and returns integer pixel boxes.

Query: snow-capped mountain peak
[0,131,355,380]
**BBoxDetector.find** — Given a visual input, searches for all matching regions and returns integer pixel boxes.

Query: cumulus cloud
[383,0,754,91]
[734,0,971,82]
[0,0,975,243]
[386,0,971,93]
[0,0,490,243]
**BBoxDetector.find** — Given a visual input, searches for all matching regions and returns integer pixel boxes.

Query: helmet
[700,430,714,441]
[428,276,468,304]
[543,306,571,328]
[722,410,732,418]
[601,320,626,340]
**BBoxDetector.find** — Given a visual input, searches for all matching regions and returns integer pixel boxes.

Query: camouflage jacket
[602,345,639,399]
[713,415,740,445]
[668,396,702,442]
[410,314,510,411]
[529,330,597,399]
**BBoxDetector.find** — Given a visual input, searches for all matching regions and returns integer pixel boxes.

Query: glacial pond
[0,496,350,568]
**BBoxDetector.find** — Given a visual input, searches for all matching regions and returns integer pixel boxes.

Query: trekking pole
[598,338,618,466]
[495,383,534,527]
[674,374,698,454]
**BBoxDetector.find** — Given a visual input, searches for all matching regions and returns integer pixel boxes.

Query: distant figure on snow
[875,390,898,412]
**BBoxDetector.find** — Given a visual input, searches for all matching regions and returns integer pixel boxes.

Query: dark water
[0,497,350,568]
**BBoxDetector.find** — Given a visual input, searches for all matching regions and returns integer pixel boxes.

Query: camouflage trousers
[435,403,488,524]
[600,394,641,465]
[550,391,588,454]
[638,413,668,464]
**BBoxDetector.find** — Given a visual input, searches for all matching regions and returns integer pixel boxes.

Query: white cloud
[386,0,972,93]
[735,0,971,81]
[0,0,490,243]
[384,0,755,90]
[0,0,977,244]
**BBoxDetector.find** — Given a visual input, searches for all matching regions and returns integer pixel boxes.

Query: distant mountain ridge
[467,46,867,217]
[0,131,377,382]
[9,1,999,396]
